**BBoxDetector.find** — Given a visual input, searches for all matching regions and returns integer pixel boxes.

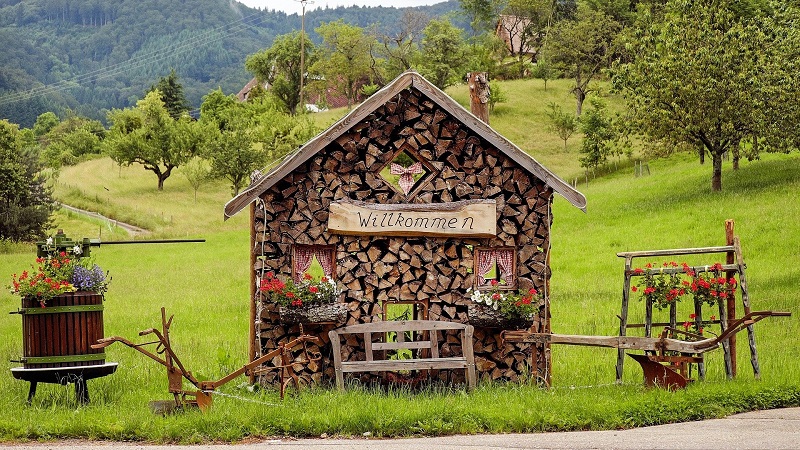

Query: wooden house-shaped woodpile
[224,70,586,386]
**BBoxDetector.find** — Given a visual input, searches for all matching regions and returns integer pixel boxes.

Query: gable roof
[224,70,586,219]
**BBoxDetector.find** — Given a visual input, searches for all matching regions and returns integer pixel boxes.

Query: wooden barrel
[21,292,105,369]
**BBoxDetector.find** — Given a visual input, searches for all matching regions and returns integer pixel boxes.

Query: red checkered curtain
[495,249,514,286]
[315,247,333,278]
[293,246,315,282]
[477,250,496,285]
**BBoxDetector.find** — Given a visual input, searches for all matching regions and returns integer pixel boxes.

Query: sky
[239,0,449,16]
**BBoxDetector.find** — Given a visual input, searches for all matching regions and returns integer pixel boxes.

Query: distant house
[496,15,535,58]
[236,78,269,102]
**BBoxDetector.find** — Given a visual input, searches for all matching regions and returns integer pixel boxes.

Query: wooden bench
[329,320,476,390]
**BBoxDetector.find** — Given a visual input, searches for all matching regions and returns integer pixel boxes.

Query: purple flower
[71,264,110,294]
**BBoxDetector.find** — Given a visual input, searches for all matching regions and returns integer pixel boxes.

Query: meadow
[0,79,798,442]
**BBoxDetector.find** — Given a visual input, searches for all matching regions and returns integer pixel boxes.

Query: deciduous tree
[311,21,374,109]
[245,32,316,115]
[543,6,620,116]
[104,91,198,190]
[419,19,467,90]
[0,119,54,241]
[612,0,772,191]
[546,102,577,150]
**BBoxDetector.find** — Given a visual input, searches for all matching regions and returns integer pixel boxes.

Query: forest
[0,0,463,127]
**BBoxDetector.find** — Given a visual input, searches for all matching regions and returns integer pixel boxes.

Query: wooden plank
[328,329,345,390]
[726,222,738,377]
[372,341,431,351]
[462,326,476,389]
[693,300,706,380]
[616,256,632,382]
[617,246,735,258]
[624,263,738,276]
[430,330,440,359]
[718,299,734,379]
[339,357,468,372]
[249,203,257,383]
[332,320,472,334]
[364,332,373,362]
[328,200,497,238]
[532,333,717,354]
[734,235,760,379]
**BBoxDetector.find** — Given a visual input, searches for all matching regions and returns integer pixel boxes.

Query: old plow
[92,307,320,412]
[503,310,790,389]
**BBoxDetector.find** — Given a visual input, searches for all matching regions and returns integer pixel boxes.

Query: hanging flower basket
[279,302,347,325]
[467,303,533,330]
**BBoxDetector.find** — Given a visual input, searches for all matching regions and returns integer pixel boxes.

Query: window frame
[473,246,517,291]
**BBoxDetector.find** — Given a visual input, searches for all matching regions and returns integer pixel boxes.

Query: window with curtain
[292,245,335,282]
[474,247,516,289]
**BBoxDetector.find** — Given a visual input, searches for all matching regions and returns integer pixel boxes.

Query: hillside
[0,0,462,127]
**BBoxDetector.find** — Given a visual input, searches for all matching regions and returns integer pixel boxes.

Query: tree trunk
[467,72,490,125]
[157,166,173,191]
[711,151,723,191]
[732,140,740,170]
[575,88,585,116]
[699,146,705,164]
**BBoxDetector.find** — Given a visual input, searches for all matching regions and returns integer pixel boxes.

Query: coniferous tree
[148,69,190,120]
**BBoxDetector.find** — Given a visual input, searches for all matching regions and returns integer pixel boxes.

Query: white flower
[73,245,82,255]
[492,301,499,310]
[46,237,53,245]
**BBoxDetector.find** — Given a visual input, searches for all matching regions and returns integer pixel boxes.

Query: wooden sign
[328,200,496,237]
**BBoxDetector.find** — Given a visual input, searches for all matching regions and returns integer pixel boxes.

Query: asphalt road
[2,407,798,450]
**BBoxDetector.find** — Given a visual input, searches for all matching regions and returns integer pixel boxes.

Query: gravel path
[59,203,149,237]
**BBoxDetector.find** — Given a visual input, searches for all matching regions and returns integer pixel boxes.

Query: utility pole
[296,0,314,111]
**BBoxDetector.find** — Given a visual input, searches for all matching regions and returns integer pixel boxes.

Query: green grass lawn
[1,78,799,442]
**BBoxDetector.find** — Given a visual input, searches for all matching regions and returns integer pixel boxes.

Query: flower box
[467,303,533,330]
[278,302,347,325]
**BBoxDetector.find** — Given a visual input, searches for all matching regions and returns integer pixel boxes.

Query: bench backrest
[329,320,474,361]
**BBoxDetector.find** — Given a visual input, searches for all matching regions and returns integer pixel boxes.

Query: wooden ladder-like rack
[616,220,757,382]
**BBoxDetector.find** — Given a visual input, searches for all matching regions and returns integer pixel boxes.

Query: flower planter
[279,302,347,324]
[467,303,533,330]
[19,292,106,369]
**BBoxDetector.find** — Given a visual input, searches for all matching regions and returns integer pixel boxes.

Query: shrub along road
[2,408,798,449]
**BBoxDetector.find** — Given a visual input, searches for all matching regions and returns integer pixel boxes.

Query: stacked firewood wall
[253,87,553,386]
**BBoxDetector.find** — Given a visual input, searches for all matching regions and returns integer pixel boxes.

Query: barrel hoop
[22,353,106,364]
[21,305,104,315]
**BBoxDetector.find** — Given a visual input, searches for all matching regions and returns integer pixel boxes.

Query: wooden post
[725,220,737,377]
[733,235,760,379]
[616,256,632,382]
[249,202,257,384]
[545,233,552,387]
[467,72,490,124]
[693,300,706,380]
